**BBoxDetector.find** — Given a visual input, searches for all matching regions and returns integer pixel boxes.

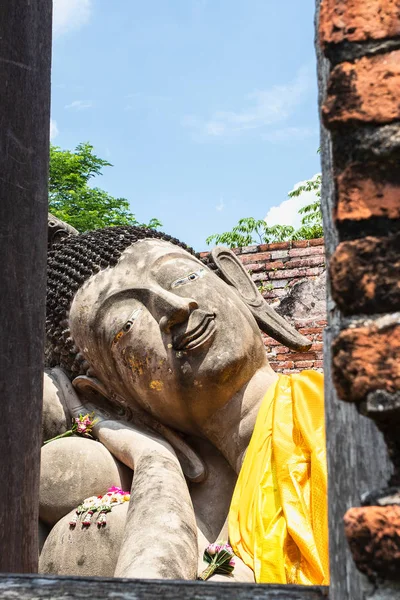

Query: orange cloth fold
[228,370,329,585]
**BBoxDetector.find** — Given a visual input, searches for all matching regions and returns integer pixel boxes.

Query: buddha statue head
[46,226,310,438]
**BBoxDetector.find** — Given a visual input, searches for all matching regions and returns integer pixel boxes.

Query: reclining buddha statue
[39,223,328,584]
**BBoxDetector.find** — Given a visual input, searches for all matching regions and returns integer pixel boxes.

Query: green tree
[288,174,323,240]
[206,218,295,249]
[49,142,161,232]
[206,174,323,248]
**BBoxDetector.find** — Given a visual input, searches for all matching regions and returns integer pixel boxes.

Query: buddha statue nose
[158,291,198,334]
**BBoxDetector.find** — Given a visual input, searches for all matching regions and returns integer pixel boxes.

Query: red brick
[323,51,400,127]
[332,318,400,402]
[258,244,270,252]
[288,246,325,257]
[269,267,323,279]
[311,342,324,352]
[265,261,285,271]
[199,251,210,258]
[285,256,325,269]
[298,327,322,335]
[292,240,309,248]
[284,352,317,361]
[243,262,265,273]
[316,320,328,326]
[239,252,271,265]
[295,360,314,369]
[314,361,324,369]
[336,162,400,223]
[330,234,400,314]
[269,241,291,251]
[275,361,295,370]
[309,238,324,247]
[320,0,400,46]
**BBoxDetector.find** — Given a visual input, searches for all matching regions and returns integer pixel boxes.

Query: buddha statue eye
[112,308,142,345]
[171,268,205,289]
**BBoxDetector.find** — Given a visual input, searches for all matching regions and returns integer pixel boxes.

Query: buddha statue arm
[66,397,198,580]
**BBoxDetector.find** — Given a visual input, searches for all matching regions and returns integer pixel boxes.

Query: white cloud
[262,127,318,143]
[53,0,92,38]
[65,100,93,111]
[265,174,321,229]
[216,196,225,212]
[183,66,312,140]
[50,119,59,141]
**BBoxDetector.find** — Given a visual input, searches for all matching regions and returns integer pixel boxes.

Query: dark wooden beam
[0,575,328,599]
[0,0,52,573]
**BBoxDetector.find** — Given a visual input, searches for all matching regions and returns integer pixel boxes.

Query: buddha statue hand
[57,373,199,579]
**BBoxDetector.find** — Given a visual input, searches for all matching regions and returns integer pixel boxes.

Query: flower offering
[44,412,97,444]
[198,541,235,580]
[69,486,130,529]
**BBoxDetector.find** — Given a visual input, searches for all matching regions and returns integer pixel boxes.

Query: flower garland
[69,486,130,528]
[44,413,97,445]
[198,541,235,580]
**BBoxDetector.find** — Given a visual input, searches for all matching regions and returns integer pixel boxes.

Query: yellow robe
[228,370,329,585]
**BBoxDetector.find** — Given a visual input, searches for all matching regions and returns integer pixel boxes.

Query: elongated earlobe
[72,375,207,483]
[211,246,312,351]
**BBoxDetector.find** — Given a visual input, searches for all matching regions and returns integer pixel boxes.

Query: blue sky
[51,0,321,251]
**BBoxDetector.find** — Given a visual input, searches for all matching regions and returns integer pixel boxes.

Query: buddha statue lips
[172,310,216,351]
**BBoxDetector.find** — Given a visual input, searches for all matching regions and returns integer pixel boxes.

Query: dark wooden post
[0,0,52,573]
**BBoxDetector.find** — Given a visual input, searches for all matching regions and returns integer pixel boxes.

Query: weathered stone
[323,51,400,127]
[335,162,400,224]
[276,273,327,324]
[332,314,400,402]
[333,123,400,168]
[320,0,400,46]
[288,246,325,257]
[40,503,128,577]
[39,438,132,526]
[344,505,400,581]
[330,235,400,314]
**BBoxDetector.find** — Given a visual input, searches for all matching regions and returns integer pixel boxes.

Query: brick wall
[319,0,400,587]
[320,0,400,479]
[200,238,326,374]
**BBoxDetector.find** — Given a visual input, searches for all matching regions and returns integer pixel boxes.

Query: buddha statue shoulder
[39,223,328,584]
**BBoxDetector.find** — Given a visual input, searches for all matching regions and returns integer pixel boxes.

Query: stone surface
[344,505,400,581]
[42,372,69,443]
[323,51,400,127]
[332,314,400,402]
[276,273,327,324]
[39,503,128,577]
[335,162,400,223]
[330,235,400,314]
[39,437,132,526]
[320,0,400,46]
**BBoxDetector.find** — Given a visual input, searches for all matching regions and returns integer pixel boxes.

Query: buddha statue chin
[40,226,326,584]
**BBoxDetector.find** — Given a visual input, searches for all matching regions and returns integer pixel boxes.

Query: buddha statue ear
[72,375,207,484]
[211,247,312,351]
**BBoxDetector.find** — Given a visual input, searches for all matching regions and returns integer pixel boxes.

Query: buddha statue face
[69,239,268,434]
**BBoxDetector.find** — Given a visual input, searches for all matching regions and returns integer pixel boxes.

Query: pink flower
[229,557,235,567]
[76,423,87,434]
